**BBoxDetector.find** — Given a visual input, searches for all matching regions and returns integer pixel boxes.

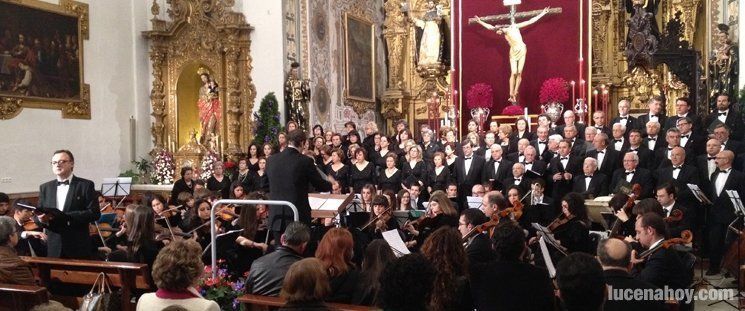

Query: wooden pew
[238,294,378,311]
[21,256,153,311]
[0,283,48,311]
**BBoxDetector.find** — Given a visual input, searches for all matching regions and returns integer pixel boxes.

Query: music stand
[531,222,568,256]
[101,177,132,197]
[688,184,713,205]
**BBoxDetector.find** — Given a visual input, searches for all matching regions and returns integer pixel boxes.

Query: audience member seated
[315,227,359,304]
[597,238,664,311]
[246,222,310,296]
[351,240,395,306]
[380,254,435,311]
[470,221,555,311]
[556,252,607,311]
[137,239,219,311]
[278,258,330,311]
[421,227,472,311]
[0,216,35,285]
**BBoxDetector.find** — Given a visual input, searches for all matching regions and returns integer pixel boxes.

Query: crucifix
[469,1,562,105]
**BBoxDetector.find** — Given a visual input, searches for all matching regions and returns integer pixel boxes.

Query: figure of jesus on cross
[470,1,562,105]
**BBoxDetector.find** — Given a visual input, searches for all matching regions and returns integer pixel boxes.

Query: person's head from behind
[491,221,527,261]
[281,222,311,254]
[280,258,330,304]
[556,252,606,311]
[315,227,354,278]
[597,238,632,272]
[0,216,18,247]
[380,254,435,311]
[287,129,308,149]
[152,239,204,291]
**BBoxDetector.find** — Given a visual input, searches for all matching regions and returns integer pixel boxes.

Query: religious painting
[344,13,376,104]
[0,0,89,120]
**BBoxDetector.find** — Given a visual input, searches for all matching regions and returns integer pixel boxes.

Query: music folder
[524,169,543,179]
[687,184,712,205]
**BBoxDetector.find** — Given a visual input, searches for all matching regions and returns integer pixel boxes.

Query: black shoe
[705,269,721,276]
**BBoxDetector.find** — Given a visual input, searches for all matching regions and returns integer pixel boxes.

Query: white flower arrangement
[200,151,219,180]
[152,150,175,185]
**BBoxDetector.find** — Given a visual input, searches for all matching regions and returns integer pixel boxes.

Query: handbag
[79,272,121,311]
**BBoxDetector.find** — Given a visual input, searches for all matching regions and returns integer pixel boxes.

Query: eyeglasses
[51,160,70,165]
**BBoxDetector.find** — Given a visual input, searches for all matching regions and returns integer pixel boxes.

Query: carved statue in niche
[709,24,739,106]
[284,62,311,131]
[625,0,659,70]
[405,1,448,66]
[197,67,221,143]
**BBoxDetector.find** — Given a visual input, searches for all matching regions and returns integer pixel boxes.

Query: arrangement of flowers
[198,261,246,311]
[539,78,570,104]
[200,151,220,180]
[501,105,525,115]
[223,160,237,180]
[151,150,174,185]
[466,83,494,110]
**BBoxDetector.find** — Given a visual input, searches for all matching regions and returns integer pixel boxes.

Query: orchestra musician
[12,200,46,257]
[364,195,399,240]
[229,192,270,276]
[458,208,495,264]
[39,149,100,259]
[654,183,691,239]
[404,191,458,249]
[109,204,164,271]
[170,166,195,204]
[541,192,592,254]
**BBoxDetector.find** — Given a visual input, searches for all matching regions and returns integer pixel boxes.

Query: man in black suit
[503,163,530,196]
[481,144,512,192]
[588,133,621,177]
[611,152,654,199]
[705,150,744,275]
[664,97,702,133]
[591,110,612,136]
[556,253,606,311]
[459,208,495,264]
[555,110,585,139]
[597,238,664,311]
[705,94,744,141]
[713,123,743,154]
[623,129,655,170]
[675,117,705,156]
[611,99,640,134]
[655,128,694,168]
[636,96,667,133]
[521,146,547,178]
[520,180,554,230]
[655,183,692,239]
[38,150,100,259]
[505,138,530,163]
[469,221,555,311]
[549,140,583,210]
[610,123,630,152]
[654,147,699,205]
[643,121,663,153]
[563,125,586,157]
[572,158,609,199]
[266,130,332,240]
[455,142,485,200]
[530,126,551,160]
[632,213,692,292]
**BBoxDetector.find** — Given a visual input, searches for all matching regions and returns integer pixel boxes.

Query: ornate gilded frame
[0,0,89,120]
[143,0,255,158]
[343,12,376,115]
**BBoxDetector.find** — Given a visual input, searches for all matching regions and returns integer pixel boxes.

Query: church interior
[0,0,744,310]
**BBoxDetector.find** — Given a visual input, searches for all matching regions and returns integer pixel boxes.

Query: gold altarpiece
[381,0,452,131]
[590,0,709,115]
[143,0,256,168]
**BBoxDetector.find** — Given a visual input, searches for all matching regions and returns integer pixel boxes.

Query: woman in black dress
[233,158,251,190]
[366,195,400,239]
[549,192,592,254]
[170,166,195,204]
[377,153,402,194]
[349,149,375,194]
[373,135,394,169]
[326,149,350,194]
[444,142,459,173]
[247,157,270,193]
[247,143,261,171]
[149,193,182,229]
[262,143,274,159]
[230,192,270,276]
[207,161,232,199]
[402,145,428,201]
[428,151,450,193]
[511,117,535,142]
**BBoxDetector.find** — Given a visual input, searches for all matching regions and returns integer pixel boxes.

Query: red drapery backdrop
[453,0,589,126]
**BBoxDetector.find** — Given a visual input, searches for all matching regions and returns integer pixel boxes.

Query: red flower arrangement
[501,105,524,115]
[466,83,494,110]
[539,78,570,104]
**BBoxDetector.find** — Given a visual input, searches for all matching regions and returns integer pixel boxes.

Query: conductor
[266,130,332,241]
[39,150,100,259]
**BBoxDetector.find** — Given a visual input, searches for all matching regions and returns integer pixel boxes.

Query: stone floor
[692,269,741,310]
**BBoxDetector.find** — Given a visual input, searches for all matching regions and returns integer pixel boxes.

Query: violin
[547,214,575,232]
[609,184,641,238]
[406,209,436,230]
[665,209,683,223]
[154,223,193,241]
[637,230,693,260]
[217,204,240,222]
[360,207,393,231]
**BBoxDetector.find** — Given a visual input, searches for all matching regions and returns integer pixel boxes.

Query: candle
[570,80,576,108]
[593,89,599,110]
[602,89,609,115]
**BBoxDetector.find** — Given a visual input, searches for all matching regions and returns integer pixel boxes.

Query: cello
[609,184,641,239]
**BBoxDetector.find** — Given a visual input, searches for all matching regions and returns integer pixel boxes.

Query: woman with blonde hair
[278,258,331,310]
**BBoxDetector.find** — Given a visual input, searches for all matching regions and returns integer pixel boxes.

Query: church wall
[0,0,151,193]
[243,0,286,117]
[305,0,386,133]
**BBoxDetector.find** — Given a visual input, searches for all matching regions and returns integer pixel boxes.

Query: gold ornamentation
[144,0,255,161]
[621,67,662,109]
[0,0,90,120]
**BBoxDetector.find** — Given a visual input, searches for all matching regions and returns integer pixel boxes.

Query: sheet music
[687,183,712,204]
[308,196,327,210]
[466,196,482,209]
[538,236,556,278]
[531,222,567,255]
[725,190,745,215]
[382,229,410,258]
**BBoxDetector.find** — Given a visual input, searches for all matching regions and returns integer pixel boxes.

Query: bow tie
[515,178,522,182]
[613,139,622,143]
[630,148,638,152]
[523,162,533,165]
[708,156,717,160]
[585,175,593,178]
[625,171,635,175]
[673,166,682,170]
[649,114,658,118]
[57,180,70,186]
[620,116,628,120]
[597,150,604,154]
[716,168,731,174]
[719,112,728,116]
[595,126,603,130]
[667,147,674,151]
[464,157,472,160]
[538,141,547,144]
[560,157,568,160]
[648,138,656,141]
[681,135,689,139]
